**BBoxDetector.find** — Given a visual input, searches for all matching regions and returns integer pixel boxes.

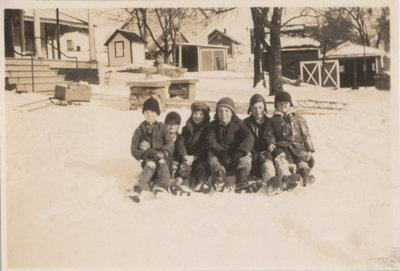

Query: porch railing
[12,50,35,92]
[34,36,80,84]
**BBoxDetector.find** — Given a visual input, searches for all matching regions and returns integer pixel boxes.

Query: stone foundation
[126,80,170,112]
[168,79,199,101]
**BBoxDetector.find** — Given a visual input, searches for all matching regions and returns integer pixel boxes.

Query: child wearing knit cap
[164,111,191,189]
[206,97,254,193]
[130,97,181,203]
[271,91,316,190]
[243,93,281,195]
[176,102,212,193]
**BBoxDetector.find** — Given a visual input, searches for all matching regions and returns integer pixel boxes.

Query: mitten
[209,156,226,175]
[139,140,151,151]
[218,150,231,168]
[231,151,245,169]
[267,144,276,153]
[184,155,195,166]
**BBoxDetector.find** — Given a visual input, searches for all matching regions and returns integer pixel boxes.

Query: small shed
[324,41,385,88]
[263,36,320,79]
[208,29,241,58]
[104,29,146,67]
[175,43,228,72]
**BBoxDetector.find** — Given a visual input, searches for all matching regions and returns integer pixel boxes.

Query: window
[217,34,221,40]
[114,41,124,57]
[191,31,198,37]
[340,65,345,73]
[67,40,74,51]
[76,46,81,52]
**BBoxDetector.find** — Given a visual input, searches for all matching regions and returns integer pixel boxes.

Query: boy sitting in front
[130,97,175,202]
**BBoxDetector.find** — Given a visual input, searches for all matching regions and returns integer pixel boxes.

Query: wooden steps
[5,58,72,93]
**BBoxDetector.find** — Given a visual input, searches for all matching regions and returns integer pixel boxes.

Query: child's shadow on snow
[65,159,138,196]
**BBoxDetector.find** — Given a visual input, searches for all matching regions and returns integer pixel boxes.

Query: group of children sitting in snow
[130,91,315,202]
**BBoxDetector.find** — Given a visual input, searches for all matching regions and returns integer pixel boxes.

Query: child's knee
[238,153,252,171]
[144,160,156,169]
[261,159,276,174]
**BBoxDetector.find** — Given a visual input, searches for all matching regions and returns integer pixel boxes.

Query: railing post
[31,55,35,92]
[75,57,79,84]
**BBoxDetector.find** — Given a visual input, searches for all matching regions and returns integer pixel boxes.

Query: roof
[147,33,190,52]
[104,29,147,46]
[325,41,385,58]
[181,43,229,49]
[264,36,320,49]
[23,9,89,29]
[265,24,305,34]
[208,29,242,45]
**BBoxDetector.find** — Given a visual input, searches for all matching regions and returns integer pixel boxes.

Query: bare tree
[374,7,390,51]
[251,7,318,95]
[123,8,235,64]
[310,8,355,82]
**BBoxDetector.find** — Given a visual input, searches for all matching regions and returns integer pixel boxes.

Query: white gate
[300,60,340,88]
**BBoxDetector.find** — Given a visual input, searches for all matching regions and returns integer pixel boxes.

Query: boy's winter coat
[243,114,275,153]
[171,133,185,162]
[206,115,254,155]
[271,109,315,157]
[131,121,174,161]
[175,119,209,162]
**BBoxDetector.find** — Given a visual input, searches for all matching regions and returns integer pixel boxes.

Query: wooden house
[174,43,228,72]
[324,41,385,88]
[263,36,320,79]
[104,29,146,67]
[208,29,241,58]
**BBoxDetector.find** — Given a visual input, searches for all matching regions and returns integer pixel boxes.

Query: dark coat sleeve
[131,126,157,161]
[298,115,315,152]
[158,123,175,156]
[175,133,187,161]
[263,118,276,147]
[236,121,254,154]
[206,122,225,154]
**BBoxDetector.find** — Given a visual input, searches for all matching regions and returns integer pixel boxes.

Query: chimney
[224,28,227,34]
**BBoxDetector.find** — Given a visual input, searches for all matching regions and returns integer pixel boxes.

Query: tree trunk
[268,12,283,95]
[251,8,267,88]
[253,37,264,87]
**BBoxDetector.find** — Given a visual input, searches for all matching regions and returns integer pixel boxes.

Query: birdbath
[140,67,158,80]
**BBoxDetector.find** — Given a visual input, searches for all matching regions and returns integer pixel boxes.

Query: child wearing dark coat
[271,91,316,189]
[164,111,191,188]
[130,97,175,202]
[243,94,281,195]
[176,102,212,193]
[206,97,254,193]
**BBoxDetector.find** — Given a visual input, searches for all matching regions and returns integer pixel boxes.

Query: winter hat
[248,93,267,114]
[274,91,293,108]
[165,111,181,125]
[142,97,161,115]
[216,97,236,114]
[191,101,210,115]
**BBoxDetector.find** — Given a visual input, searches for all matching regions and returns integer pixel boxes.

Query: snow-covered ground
[2,71,400,270]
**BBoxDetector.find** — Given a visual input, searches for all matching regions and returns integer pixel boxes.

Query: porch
[4,8,99,93]
[5,57,99,93]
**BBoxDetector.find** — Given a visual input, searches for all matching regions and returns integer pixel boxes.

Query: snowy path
[3,84,398,269]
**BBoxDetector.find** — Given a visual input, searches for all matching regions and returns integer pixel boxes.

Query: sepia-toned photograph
[0,0,399,270]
